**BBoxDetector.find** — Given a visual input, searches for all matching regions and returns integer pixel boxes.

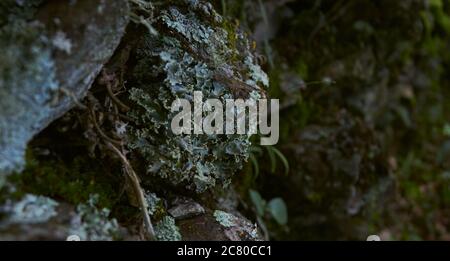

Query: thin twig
[89,109,123,146]
[105,82,131,112]
[106,142,156,241]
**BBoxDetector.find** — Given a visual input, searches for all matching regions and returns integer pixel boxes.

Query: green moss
[9,149,116,209]
[221,19,239,62]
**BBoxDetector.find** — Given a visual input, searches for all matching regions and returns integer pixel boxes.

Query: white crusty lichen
[145,192,161,215]
[213,210,261,241]
[69,194,119,241]
[143,190,181,241]
[51,31,72,54]
[127,0,269,193]
[213,210,237,228]
[245,56,269,88]
[155,216,182,241]
[0,194,58,224]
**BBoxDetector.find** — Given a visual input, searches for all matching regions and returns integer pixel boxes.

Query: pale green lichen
[245,56,269,88]
[213,210,237,228]
[155,216,182,241]
[69,194,119,241]
[0,194,58,224]
[213,209,261,240]
[127,0,268,193]
[145,192,161,215]
[145,193,173,233]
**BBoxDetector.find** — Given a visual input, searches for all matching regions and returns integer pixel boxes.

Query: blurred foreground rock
[0,194,122,240]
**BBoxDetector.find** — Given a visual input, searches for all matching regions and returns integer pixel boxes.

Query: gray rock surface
[0,0,129,177]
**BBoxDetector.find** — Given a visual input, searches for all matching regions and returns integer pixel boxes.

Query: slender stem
[105,82,130,112]
[89,109,123,146]
[106,142,156,241]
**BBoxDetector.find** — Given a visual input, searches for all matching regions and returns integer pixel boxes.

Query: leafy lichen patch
[155,216,182,241]
[127,0,268,193]
[69,194,119,241]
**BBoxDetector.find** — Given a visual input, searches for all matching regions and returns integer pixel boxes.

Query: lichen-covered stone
[0,0,129,176]
[126,0,268,192]
[0,2,58,175]
[213,210,260,241]
[214,210,237,227]
[0,194,58,224]
[0,194,125,241]
[0,196,73,240]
